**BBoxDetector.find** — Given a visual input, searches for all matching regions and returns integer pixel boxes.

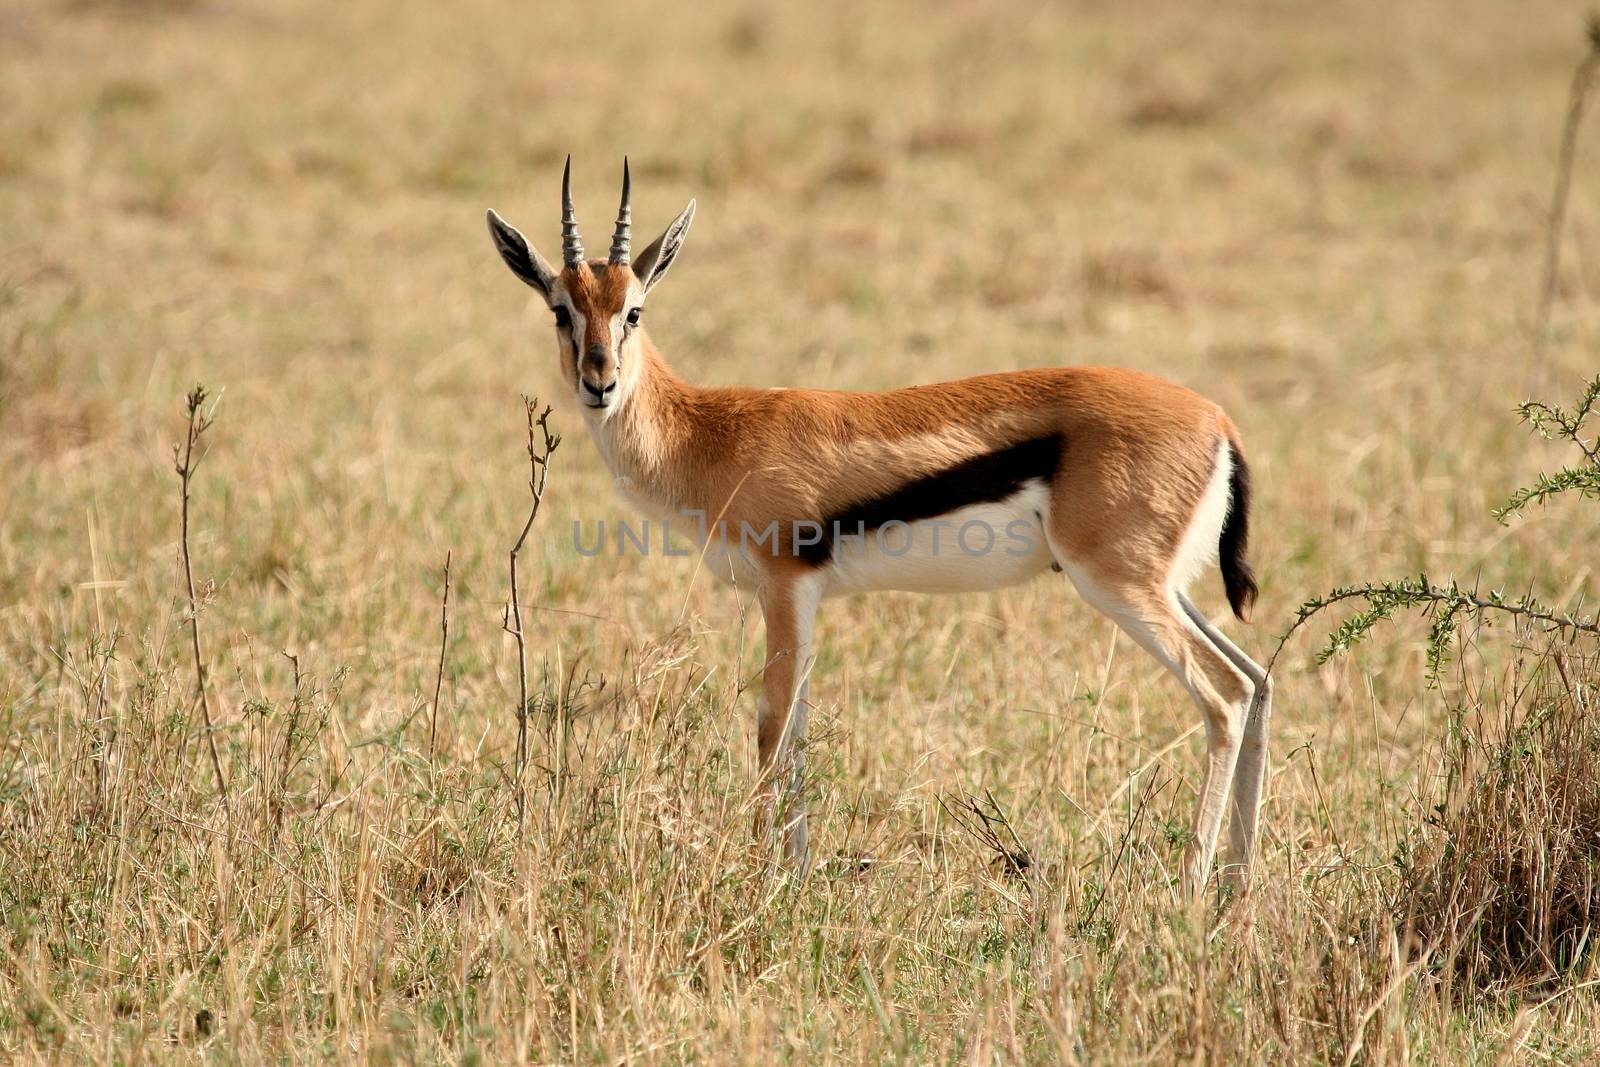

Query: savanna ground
[3,0,1599,1062]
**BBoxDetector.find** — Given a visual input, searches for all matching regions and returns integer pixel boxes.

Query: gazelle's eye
[552,306,572,329]
[626,307,642,328]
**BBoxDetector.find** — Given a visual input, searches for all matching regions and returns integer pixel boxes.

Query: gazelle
[486,160,1273,895]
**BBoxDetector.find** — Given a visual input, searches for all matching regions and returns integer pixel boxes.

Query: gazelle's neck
[584,331,701,517]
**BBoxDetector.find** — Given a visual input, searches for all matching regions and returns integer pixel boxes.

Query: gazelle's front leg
[756,570,821,868]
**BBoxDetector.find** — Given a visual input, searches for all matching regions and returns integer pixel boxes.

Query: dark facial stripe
[796,434,1063,565]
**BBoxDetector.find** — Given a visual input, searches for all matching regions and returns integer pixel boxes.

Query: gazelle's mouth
[581,380,616,408]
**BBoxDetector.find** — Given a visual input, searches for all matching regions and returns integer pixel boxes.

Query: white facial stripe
[556,299,634,363]
[551,290,582,345]
[552,287,640,419]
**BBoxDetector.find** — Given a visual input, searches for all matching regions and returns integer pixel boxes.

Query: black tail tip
[1224,565,1260,623]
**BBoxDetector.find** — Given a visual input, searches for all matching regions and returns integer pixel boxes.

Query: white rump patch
[1170,439,1233,594]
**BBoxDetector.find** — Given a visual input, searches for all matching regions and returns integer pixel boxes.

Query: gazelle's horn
[560,155,584,268]
[608,158,632,266]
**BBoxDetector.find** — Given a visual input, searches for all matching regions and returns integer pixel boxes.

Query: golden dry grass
[2,0,1599,1062]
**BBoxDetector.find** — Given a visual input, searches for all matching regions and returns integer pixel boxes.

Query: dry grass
[1398,644,1600,994]
[2,0,1599,1062]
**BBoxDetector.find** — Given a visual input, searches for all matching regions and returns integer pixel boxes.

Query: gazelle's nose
[581,343,618,407]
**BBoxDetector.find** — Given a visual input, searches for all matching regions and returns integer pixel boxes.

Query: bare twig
[502,397,561,824]
[1531,15,1600,385]
[1083,771,1164,926]
[939,790,1032,880]
[173,384,227,801]
[428,550,452,765]
[273,649,306,838]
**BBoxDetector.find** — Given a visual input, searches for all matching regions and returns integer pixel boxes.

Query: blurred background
[4,0,1592,720]
[1,0,1597,1060]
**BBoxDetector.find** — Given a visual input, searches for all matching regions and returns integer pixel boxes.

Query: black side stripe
[798,434,1064,566]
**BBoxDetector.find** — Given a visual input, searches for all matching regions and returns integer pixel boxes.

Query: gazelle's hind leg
[1060,568,1254,896]
[1178,592,1271,889]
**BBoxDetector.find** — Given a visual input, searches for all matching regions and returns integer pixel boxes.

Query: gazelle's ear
[486,209,558,301]
[632,200,696,293]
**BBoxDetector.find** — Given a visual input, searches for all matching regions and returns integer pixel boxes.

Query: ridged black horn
[608,158,632,265]
[560,155,584,268]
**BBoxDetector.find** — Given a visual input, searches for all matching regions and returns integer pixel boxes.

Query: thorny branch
[1267,372,1600,689]
[1514,375,1600,470]
[1265,576,1600,685]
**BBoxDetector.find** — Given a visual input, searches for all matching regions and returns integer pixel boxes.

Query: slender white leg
[1179,665,1247,896]
[757,572,821,870]
[783,670,814,866]
[1177,593,1272,888]
[1059,571,1252,897]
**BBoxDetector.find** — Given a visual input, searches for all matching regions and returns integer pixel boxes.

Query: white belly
[697,538,766,588]
[821,480,1056,597]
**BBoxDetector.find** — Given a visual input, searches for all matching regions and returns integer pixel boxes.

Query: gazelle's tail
[1219,439,1258,622]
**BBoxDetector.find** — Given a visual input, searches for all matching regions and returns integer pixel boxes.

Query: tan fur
[562,262,636,353]
[575,333,1233,592]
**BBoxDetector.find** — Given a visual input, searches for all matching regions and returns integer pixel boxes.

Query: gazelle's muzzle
[580,342,618,408]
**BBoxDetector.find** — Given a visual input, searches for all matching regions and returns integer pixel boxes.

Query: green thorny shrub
[1276,375,1600,992]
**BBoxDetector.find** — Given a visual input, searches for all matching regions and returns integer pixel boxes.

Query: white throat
[583,381,684,524]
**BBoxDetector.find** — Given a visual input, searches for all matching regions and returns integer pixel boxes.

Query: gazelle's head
[486,158,695,416]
